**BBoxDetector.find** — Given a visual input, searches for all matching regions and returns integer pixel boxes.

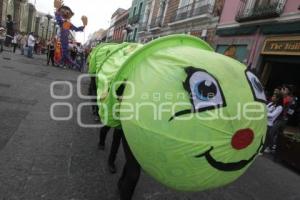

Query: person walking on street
[5,15,14,47]
[47,38,55,66]
[77,43,85,72]
[27,33,35,58]
[0,25,6,53]
[20,33,27,55]
[12,32,18,53]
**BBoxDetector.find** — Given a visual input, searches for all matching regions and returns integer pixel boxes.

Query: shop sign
[262,36,300,56]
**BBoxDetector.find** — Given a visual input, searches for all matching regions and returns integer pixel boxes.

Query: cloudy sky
[29,0,132,43]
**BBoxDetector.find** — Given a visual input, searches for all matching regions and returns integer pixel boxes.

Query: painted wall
[219,0,240,24]
[284,0,300,13]
[219,0,300,25]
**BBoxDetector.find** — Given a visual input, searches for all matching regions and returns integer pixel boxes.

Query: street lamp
[45,14,53,41]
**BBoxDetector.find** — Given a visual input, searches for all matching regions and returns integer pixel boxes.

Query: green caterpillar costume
[88,35,267,191]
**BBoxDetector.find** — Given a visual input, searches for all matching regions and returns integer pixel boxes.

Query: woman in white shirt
[12,33,18,53]
[27,33,35,58]
[262,93,284,153]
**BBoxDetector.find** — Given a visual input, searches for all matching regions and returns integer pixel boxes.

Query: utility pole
[45,14,53,41]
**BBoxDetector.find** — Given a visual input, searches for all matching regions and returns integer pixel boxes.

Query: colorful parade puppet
[90,35,268,192]
[54,0,88,67]
[54,37,62,64]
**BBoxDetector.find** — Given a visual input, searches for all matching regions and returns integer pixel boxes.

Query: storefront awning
[216,26,257,36]
[261,21,300,35]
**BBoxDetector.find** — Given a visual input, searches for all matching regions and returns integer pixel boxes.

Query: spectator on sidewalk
[0,25,6,53]
[5,15,14,47]
[12,32,19,53]
[77,43,85,72]
[27,32,35,58]
[261,92,284,154]
[47,38,55,66]
[20,33,27,55]
[70,45,78,68]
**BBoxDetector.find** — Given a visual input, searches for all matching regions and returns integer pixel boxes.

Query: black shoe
[108,163,116,174]
[98,143,105,150]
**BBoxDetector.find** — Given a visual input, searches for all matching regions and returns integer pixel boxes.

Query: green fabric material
[96,43,144,127]
[94,34,267,192]
[88,43,118,74]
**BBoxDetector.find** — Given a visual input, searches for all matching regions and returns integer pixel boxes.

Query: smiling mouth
[195,138,264,172]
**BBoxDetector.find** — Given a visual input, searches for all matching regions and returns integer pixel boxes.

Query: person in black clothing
[118,128,141,200]
[98,127,122,174]
[92,77,122,174]
[114,83,141,200]
[5,15,14,47]
[88,75,99,119]
[70,46,78,68]
[47,39,55,66]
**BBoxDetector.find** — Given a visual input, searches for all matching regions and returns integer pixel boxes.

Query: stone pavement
[0,50,300,200]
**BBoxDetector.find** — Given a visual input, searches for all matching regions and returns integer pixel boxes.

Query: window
[177,0,193,18]
[179,0,192,7]
[254,0,273,7]
[138,2,143,16]
[133,28,138,41]
[133,7,137,16]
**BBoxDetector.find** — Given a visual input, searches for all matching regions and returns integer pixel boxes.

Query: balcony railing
[171,1,214,23]
[139,22,148,32]
[128,14,140,24]
[150,16,163,29]
[236,0,284,22]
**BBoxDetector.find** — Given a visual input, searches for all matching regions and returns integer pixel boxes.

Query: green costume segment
[88,43,117,74]
[88,35,267,191]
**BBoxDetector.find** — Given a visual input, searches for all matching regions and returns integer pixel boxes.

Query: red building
[112,9,129,43]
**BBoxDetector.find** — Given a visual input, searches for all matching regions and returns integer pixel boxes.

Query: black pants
[89,77,99,115]
[47,51,55,66]
[13,43,17,53]
[99,126,110,147]
[99,126,121,165]
[261,126,272,152]
[118,129,141,200]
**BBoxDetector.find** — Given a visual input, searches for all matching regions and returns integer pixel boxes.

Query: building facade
[127,0,147,42]
[0,0,28,32]
[136,0,225,45]
[19,0,29,33]
[216,0,300,131]
[106,8,127,42]
[112,9,129,43]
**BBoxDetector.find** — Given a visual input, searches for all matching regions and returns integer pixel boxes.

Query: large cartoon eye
[245,71,267,103]
[184,67,226,112]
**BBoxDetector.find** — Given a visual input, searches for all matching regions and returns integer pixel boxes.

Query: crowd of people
[0,15,88,72]
[262,85,298,155]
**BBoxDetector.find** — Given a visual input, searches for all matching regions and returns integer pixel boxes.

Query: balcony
[236,0,284,22]
[139,22,148,32]
[128,14,140,24]
[149,16,163,30]
[170,1,214,24]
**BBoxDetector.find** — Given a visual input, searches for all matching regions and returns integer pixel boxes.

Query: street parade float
[89,34,268,191]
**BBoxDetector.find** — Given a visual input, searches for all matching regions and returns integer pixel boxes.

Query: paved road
[0,51,300,200]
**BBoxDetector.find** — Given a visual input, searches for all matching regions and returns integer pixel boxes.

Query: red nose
[231,129,254,150]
